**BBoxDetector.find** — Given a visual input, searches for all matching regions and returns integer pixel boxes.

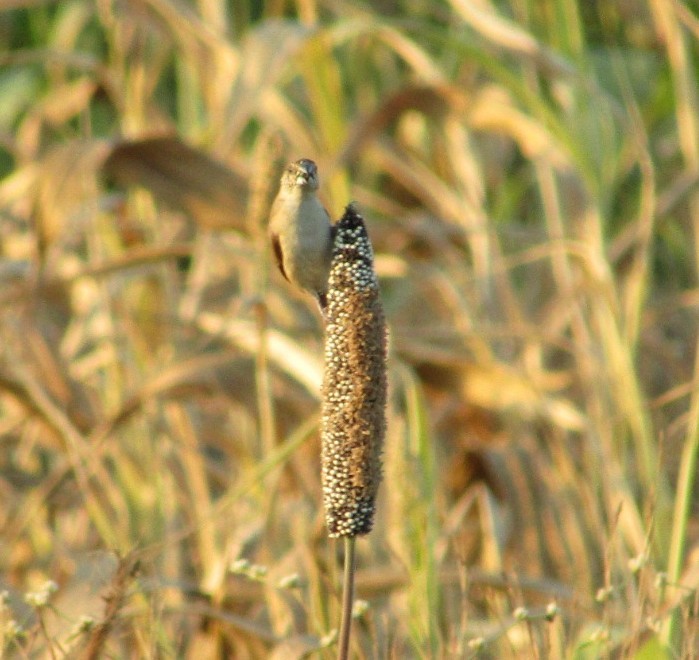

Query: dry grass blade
[89,350,244,443]
[468,85,571,169]
[220,19,314,148]
[448,0,573,76]
[197,314,323,395]
[0,364,125,546]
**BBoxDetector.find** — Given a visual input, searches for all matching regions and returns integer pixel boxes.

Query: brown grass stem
[337,536,356,660]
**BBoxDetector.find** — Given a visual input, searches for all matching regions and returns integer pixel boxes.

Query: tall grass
[1,0,698,657]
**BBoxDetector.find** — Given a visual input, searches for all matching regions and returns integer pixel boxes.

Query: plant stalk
[337,537,356,660]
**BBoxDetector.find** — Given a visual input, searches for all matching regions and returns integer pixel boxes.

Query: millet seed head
[320,203,387,538]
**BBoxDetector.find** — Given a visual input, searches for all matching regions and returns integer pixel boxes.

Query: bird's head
[281,158,319,192]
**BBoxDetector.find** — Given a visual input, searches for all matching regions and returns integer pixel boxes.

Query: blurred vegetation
[1,0,699,657]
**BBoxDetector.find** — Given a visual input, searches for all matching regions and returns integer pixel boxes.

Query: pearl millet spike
[269,158,334,311]
[321,203,387,538]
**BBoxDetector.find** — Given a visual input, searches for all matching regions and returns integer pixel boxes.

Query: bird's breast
[274,195,332,294]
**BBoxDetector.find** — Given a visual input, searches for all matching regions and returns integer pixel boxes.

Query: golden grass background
[1,0,698,657]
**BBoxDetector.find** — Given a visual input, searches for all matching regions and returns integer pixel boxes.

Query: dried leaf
[103,136,247,230]
[222,20,312,146]
[469,86,571,169]
[462,362,585,431]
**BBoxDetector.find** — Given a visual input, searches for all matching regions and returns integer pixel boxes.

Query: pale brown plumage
[268,159,334,310]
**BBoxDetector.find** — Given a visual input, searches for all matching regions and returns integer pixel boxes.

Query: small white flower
[545,601,559,621]
[352,599,370,618]
[628,554,646,574]
[24,580,59,608]
[513,606,529,621]
[467,636,485,650]
[4,619,24,640]
[229,558,251,574]
[595,586,613,603]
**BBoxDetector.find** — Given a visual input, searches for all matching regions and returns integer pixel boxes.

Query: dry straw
[321,203,387,538]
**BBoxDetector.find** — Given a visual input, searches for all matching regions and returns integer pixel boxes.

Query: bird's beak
[295,173,309,185]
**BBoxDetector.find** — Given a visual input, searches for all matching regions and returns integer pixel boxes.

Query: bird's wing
[270,232,290,283]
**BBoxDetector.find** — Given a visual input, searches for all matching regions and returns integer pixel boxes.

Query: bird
[268,158,334,311]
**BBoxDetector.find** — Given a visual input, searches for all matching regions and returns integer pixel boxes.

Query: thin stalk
[337,537,356,660]
[661,340,699,651]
